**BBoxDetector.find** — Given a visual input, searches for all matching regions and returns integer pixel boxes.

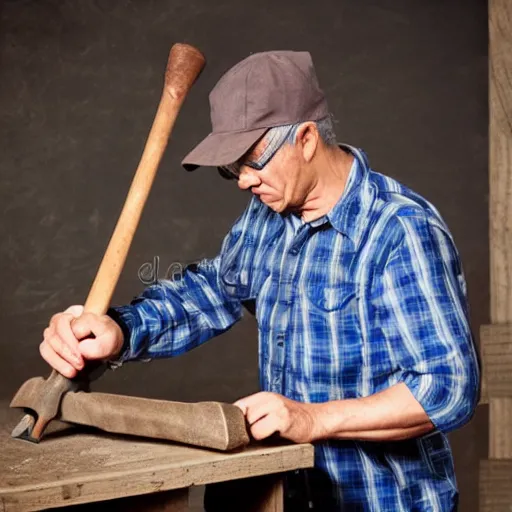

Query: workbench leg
[127,487,189,511]
[256,475,284,512]
[204,474,284,512]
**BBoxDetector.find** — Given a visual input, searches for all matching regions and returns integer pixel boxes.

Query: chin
[268,201,287,213]
[258,194,286,212]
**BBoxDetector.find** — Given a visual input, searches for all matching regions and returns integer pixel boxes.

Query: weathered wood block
[489,398,512,458]
[489,0,512,323]
[480,324,512,398]
[480,460,512,512]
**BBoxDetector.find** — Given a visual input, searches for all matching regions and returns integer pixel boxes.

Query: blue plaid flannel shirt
[109,145,480,510]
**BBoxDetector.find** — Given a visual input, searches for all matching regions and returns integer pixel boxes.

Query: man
[40,51,480,511]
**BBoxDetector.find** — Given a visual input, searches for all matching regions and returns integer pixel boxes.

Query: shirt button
[290,248,299,255]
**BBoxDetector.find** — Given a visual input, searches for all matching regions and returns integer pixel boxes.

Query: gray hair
[315,115,337,146]
[264,115,337,149]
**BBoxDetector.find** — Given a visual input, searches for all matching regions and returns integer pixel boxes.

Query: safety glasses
[218,124,296,180]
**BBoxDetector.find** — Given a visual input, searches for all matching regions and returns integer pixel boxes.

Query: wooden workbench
[0,405,314,511]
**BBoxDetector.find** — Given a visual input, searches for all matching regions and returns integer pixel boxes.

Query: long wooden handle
[85,43,205,315]
[12,44,206,443]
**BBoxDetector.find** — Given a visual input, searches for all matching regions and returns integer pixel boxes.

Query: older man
[40,51,479,511]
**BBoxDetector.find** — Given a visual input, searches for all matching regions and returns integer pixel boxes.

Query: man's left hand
[234,392,322,444]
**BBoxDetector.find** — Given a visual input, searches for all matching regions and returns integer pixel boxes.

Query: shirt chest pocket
[306,279,359,313]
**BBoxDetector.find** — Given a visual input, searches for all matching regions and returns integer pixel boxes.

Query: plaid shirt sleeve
[379,212,480,433]
[106,229,245,365]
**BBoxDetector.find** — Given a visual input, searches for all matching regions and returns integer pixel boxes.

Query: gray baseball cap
[182,50,329,171]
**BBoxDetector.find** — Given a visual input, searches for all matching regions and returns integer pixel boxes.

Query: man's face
[236,134,310,214]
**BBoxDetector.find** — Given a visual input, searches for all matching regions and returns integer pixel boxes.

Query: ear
[295,122,319,163]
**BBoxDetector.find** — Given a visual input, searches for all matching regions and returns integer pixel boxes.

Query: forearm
[108,260,242,363]
[329,423,433,441]
[312,382,434,442]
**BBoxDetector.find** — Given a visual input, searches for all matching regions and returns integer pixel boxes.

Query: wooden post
[479,0,512,509]
[203,474,285,512]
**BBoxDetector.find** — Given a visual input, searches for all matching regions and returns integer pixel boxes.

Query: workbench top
[0,403,314,511]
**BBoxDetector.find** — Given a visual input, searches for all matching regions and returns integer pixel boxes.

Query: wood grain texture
[0,412,313,512]
[480,460,512,511]
[479,328,488,405]
[480,324,512,397]
[487,0,512,466]
[489,398,512,458]
[10,383,250,451]
[490,0,512,323]
[259,478,284,512]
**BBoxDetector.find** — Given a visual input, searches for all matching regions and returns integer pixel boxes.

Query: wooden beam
[480,0,512,505]
[489,398,512,458]
[480,460,512,512]
[489,1,512,323]
[480,324,512,398]
[258,477,285,512]
[488,0,512,466]
[479,327,488,405]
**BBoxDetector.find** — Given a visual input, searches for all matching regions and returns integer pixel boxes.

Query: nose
[237,167,262,190]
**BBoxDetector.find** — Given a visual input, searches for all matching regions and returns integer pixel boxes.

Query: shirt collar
[267,144,374,246]
[323,144,374,246]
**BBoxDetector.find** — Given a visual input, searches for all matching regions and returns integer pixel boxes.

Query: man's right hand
[39,305,125,378]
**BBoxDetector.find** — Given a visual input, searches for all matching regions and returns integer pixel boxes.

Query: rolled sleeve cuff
[402,371,477,433]
[105,305,145,369]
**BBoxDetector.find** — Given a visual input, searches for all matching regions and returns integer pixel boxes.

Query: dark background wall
[0,0,488,510]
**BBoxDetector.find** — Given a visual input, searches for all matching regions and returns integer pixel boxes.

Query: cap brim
[181,128,267,171]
